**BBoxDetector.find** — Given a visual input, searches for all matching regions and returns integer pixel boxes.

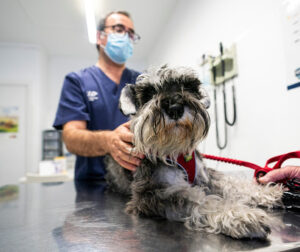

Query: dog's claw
[263,225,271,235]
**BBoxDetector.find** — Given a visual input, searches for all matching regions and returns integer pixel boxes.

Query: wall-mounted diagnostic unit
[201,43,238,150]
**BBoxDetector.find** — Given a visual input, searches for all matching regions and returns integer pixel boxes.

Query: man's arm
[63,120,143,171]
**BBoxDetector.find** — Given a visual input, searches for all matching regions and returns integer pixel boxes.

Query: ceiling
[0,0,178,61]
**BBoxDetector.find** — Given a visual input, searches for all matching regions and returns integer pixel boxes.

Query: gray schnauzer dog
[105,65,283,239]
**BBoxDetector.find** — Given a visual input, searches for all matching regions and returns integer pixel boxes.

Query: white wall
[0,43,46,174]
[148,0,300,174]
[0,43,147,178]
[43,56,96,130]
[2,0,298,179]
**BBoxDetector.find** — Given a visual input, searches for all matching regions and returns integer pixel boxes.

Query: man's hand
[63,120,144,171]
[259,166,300,184]
[106,121,144,171]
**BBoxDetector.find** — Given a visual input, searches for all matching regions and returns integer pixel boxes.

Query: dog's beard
[131,98,210,163]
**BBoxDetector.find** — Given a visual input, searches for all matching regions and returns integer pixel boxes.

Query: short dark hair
[96,11,131,52]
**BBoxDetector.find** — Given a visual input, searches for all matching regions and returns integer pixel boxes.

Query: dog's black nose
[168,103,184,120]
[161,97,184,120]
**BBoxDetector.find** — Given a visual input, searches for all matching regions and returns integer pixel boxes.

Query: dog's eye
[183,81,200,94]
[140,86,157,104]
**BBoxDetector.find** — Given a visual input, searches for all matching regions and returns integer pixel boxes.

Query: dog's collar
[167,152,196,184]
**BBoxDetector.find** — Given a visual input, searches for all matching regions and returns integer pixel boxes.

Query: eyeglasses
[104,24,141,43]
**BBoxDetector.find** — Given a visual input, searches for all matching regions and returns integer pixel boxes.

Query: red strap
[202,151,300,173]
[264,151,300,169]
[202,154,262,170]
[202,151,300,182]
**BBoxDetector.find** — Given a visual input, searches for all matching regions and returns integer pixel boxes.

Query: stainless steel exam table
[1,181,300,252]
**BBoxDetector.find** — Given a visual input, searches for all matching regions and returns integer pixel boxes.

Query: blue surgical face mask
[102,33,133,64]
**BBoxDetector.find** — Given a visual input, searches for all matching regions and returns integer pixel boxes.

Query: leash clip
[286,178,300,192]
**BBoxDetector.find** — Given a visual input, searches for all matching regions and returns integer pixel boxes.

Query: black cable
[223,79,237,126]
[220,42,237,127]
[214,88,227,149]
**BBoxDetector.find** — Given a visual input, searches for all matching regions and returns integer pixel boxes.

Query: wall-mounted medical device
[201,43,238,150]
[210,44,238,85]
[202,43,238,86]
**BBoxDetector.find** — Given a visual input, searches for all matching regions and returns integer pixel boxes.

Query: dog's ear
[119,84,137,115]
[199,86,210,109]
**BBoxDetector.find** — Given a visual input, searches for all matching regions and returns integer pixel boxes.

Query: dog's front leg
[105,155,132,195]
[184,192,275,239]
[205,168,284,209]
[154,184,275,239]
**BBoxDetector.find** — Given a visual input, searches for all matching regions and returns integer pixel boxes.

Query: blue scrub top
[53,65,140,180]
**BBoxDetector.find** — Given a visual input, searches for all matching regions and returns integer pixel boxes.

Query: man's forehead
[106,13,134,29]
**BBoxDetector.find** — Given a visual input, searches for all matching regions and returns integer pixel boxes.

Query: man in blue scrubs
[53,11,144,180]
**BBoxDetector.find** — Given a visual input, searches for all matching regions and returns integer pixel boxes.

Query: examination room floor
[1,181,300,252]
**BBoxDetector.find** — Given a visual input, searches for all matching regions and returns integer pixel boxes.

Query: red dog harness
[175,152,196,184]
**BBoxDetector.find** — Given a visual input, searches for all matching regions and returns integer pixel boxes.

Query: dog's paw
[255,183,284,209]
[125,202,139,216]
[221,207,272,239]
[245,224,271,240]
[228,221,271,240]
[185,203,273,239]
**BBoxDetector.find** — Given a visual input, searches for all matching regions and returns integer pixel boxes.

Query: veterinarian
[259,165,300,184]
[53,11,144,180]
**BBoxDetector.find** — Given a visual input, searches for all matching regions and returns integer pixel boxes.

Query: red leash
[202,151,300,186]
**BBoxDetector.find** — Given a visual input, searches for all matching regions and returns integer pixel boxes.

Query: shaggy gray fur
[105,65,283,239]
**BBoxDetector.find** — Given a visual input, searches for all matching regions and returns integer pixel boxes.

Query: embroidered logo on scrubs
[87,91,98,101]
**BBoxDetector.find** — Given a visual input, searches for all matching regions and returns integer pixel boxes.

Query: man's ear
[199,86,210,109]
[119,84,137,115]
[97,31,106,47]
[96,31,101,46]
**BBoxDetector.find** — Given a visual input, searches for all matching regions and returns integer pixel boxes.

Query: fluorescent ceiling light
[84,0,97,44]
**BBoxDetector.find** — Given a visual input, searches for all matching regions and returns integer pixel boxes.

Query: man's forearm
[63,128,111,157]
